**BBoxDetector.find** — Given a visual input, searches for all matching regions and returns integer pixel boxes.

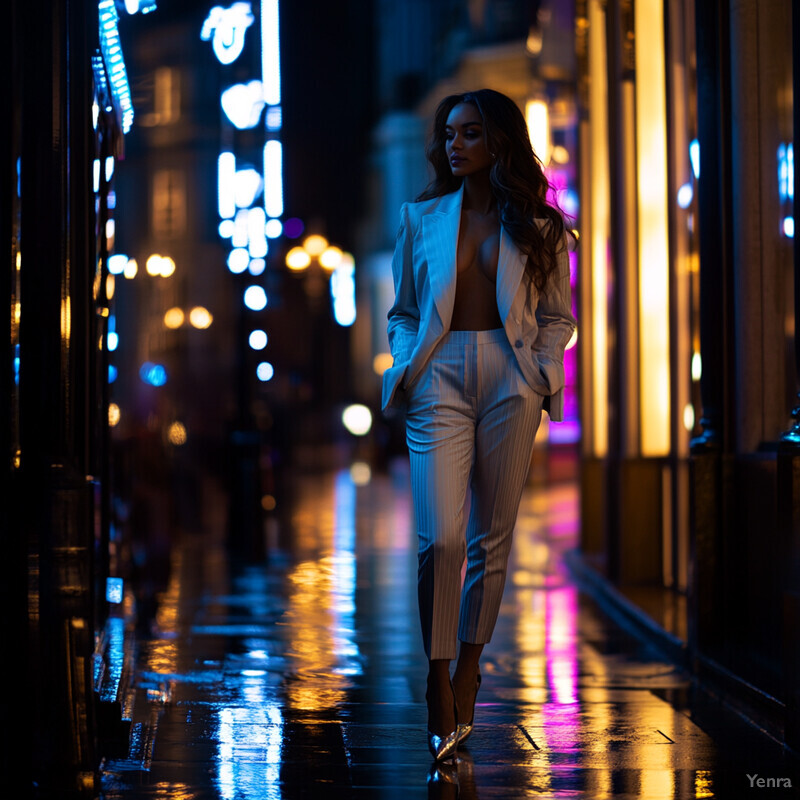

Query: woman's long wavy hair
[417,89,569,292]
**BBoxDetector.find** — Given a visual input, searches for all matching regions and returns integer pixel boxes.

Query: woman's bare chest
[456,212,500,282]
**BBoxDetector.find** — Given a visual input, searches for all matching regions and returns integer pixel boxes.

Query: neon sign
[201,2,255,65]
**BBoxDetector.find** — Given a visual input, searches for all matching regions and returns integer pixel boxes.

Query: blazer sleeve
[386,203,419,363]
[532,236,577,421]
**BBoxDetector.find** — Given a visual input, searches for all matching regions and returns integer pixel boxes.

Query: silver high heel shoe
[426,680,460,761]
[427,727,460,762]
[456,671,481,746]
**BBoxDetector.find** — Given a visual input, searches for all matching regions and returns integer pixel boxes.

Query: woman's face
[444,103,493,177]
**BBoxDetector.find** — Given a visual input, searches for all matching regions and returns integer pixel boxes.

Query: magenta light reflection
[545,587,579,705]
[541,584,581,774]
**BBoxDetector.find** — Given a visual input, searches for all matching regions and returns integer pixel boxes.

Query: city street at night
[6,0,800,796]
[98,460,797,799]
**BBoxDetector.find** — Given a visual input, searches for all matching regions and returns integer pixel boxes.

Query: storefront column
[688,0,733,664]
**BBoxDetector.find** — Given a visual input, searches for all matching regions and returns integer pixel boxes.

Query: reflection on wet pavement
[100,461,798,798]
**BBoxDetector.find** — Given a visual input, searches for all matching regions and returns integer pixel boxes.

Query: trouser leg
[406,349,475,661]
[458,344,544,645]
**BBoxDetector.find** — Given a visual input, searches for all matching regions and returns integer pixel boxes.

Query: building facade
[3,0,150,793]
[575,0,798,751]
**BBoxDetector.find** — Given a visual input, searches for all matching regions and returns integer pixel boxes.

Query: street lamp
[285,235,355,325]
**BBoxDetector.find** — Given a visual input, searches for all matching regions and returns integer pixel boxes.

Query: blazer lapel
[496,226,527,324]
[423,186,463,329]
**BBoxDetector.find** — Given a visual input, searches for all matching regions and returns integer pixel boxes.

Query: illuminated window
[152,169,186,238]
[154,66,181,125]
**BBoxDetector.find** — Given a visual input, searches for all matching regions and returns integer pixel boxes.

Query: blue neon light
[98,0,135,133]
[140,361,168,386]
[201,3,254,65]
[106,577,124,604]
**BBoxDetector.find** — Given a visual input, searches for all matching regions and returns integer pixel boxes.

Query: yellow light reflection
[636,0,671,455]
[61,296,71,341]
[285,558,349,710]
[283,471,361,712]
[106,274,115,300]
[108,402,121,427]
[695,769,715,798]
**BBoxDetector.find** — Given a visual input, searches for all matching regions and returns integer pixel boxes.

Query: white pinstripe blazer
[382,185,577,418]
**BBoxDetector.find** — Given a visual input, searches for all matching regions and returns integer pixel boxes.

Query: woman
[382,89,576,761]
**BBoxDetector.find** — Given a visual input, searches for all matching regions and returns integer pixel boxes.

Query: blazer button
[515,339,523,348]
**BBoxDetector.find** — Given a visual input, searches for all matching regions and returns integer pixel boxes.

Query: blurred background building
[2,0,798,795]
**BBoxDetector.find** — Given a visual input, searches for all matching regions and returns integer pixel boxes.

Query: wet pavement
[99,458,799,799]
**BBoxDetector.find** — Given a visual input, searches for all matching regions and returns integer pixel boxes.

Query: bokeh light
[249,329,268,350]
[189,306,213,329]
[244,285,267,311]
[164,307,185,329]
[167,421,188,446]
[303,234,327,256]
[342,404,372,436]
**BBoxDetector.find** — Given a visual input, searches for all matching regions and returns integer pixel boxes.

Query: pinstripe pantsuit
[405,328,544,661]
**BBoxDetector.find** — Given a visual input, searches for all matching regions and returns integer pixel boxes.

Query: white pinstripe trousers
[405,328,544,661]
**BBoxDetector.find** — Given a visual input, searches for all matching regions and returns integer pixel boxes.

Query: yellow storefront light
[303,234,328,257]
[286,246,312,270]
[106,274,115,300]
[526,99,550,166]
[636,0,671,456]
[109,402,121,427]
[588,0,610,457]
[189,306,213,329]
[123,258,138,279]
